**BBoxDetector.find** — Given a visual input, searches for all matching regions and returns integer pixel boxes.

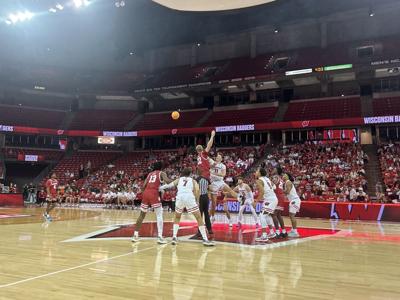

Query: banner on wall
[215,200,400,222]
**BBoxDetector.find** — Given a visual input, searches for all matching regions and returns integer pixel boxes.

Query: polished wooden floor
[1,207,400,300]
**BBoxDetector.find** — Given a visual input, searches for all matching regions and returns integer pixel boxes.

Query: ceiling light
[8,13,19,24]
[74,0,89,8]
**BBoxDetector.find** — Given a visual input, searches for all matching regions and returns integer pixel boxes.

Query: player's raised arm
[255,179,264,202]
[205,130,216,153]
[160,179,179,190]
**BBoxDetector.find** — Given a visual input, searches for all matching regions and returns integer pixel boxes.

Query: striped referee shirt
[197,176,209,196]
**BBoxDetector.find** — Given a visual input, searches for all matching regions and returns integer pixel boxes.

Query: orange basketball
[171,111,180,120]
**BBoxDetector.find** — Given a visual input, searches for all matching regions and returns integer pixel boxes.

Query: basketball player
[195,130,216,181]
[271,174,288,238]
[233,177,259,227]
[131,162,172,244]
[209,153,238,227]
[283,173,301,238]
[160,167,215,246]
[43,173,58,222]
[255,168,278,241]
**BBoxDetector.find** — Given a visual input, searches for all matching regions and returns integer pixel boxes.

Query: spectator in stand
[349,186,357,201]
[375,182,385,203]
[79,164,84,179]
[37,188,47,206]
[86,161,92,175]
[27,183,36,203]
[356,188,368,202]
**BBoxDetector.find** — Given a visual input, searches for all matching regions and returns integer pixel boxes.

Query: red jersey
[144,171,162,192]
[274,179,287,209]
[197,151,211,179]
[46,178,59,197]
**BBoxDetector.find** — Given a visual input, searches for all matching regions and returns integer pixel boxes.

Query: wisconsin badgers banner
[216,201,400,222]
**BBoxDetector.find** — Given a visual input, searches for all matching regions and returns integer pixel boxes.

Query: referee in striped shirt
[196,170,213,235]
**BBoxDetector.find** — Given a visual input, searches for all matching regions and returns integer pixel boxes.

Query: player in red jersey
[195,130,216,180]
[131,162,172,244]
[272,174,288,238]
[43,173,58,222]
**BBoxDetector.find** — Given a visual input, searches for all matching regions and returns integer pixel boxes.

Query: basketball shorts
[276,195,286,211]
[47,194,58,202]
[289,198,301,215]
[175,193,199,214]
[210,180,227,195]
[141,190,161,212]
[261,196,278,214]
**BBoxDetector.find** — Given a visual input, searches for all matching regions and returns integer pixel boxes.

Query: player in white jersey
[233,177,259,227]
[283,173,301,238]
[209,153,238,227]
[255,167,278,242]
[160,167,215,247]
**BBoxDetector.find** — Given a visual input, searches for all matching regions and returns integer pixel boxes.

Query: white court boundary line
[0,244,162,289]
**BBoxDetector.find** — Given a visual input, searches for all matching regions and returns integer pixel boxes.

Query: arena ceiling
[152,0,277,11]
[0,0,398,71]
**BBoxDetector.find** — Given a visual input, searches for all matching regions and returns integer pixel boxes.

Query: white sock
[292,228,298,233]
[250,206,258,223]
[265,214,274,226]
[199,225,208,241]
[282,228,287,234]
[133,230,139,237]
[238,205,245,223]
[155,207,163,238]
[260,214,267,229]
[173,224,179,238]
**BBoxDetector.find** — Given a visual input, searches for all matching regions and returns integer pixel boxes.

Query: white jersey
[177,177,194,196]
[210,162,226,182]
[285,180,300,201]
[238,184,253,200]
[260,177,277,200]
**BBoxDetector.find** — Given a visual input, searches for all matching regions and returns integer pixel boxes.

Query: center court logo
[62,221,340,248]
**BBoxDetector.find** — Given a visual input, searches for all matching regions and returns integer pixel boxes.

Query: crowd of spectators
[262,142,370,202]
[34,146,261,208]
[378,143,400,203]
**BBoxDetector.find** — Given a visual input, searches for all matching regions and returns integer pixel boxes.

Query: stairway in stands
[124,114,144,130]
[60,111,76,130]
[362,144,383,196]
[195,109,213,127]
[273,102,289,122]
[361,95,374,117]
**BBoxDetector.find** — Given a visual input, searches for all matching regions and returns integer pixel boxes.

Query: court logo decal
[0,214,32,219]
[62,221,340,249]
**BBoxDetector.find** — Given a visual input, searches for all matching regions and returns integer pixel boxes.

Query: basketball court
[1,208,399,299]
